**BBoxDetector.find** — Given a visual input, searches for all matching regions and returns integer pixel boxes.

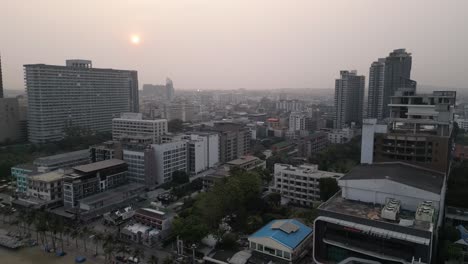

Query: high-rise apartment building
[334,70,365,129]
[24,60,139,143]
[112,112,167,144]
[0,54,3,98]
[361,90,456,173]
[367,49,416,119]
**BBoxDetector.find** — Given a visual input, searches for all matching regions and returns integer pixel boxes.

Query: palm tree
[148,254,159,264]
[25,210,35,237]
[103,234,116,263]
[70,228,79,249]
[81,226,89,252]
[92,232,103,256]
[116,243,130,258]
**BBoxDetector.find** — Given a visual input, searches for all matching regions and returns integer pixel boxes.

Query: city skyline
[1,0,468,91]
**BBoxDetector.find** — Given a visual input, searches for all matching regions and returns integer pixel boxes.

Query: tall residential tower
[25,60,139,143]
[367,49,416,120]
[334,70,365,129]
[0,54,3,98]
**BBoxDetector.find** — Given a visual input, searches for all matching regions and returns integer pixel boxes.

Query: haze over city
[1,0,467,91]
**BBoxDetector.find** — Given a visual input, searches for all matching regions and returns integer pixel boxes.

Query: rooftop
[249,219,312,250]
[275,163,343,179]
[226,156,260,166]
[34,149,89,164]
[271,141,294,149]
[73,159,126,173]
[12,163,37,171]
[30,171,64,182]
[320,194,434,232]
[78,182,144,205]
[340,162,444,194]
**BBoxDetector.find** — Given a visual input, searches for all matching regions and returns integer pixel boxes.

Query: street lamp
[191,244,197,264]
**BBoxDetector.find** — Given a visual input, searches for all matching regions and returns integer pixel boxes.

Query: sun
[130,35,140,45]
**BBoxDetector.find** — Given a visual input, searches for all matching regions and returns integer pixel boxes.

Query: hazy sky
[1,0,467,91]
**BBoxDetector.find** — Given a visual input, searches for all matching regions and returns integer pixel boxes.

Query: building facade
[112,112,167,144]
[334,70,365,129]
[152,141,188,185]
[27,171,64,204]
[0,54,3,98]
[89,141,123,162]
[204,122,251,164]
[367,49,416,120]
[273,164,343,206]
[226,155,266,171]
[361,90,456,173]
[313,162,445,264]
[25,60,139,143]
[11,164,37,193]
[63,159,128,208]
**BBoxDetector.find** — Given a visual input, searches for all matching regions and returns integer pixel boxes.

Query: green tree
[172,170,189,184]
[319,177,339,201]
[168,119,184,133]
[148,255,159,264]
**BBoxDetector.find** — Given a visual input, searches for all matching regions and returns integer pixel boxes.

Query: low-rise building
[327,127,358,144]
[27,170,64,204]
[112,112,168,144]
[313,162,445,264]
[454,144,468,161]
[248,219,313,264]
[11,163,37,193]
[120,222,160,247]
[63,159,128,209]
[226,156,266,171]
[133,208,174,231]
[273,164,343,206]
[33,149,90,173]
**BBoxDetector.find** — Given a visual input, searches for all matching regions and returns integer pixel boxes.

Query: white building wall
[339,179,441,211]
[152,141,188,184]
[207,134,219,168]
[360,119,387,164]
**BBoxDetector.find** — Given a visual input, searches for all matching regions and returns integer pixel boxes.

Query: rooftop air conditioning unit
[381,198,401,221]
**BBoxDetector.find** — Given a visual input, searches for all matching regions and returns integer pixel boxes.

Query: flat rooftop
[73,159,126,173]
[226,156,260,165]
[34,149,89,163]
[341,162,444,194]
[30,171,64,182]
[320,194,434,232]
[79,182,144,204]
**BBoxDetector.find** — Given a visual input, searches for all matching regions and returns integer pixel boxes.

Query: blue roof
[249,219,313,250]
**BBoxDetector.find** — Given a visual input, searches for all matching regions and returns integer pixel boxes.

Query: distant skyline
[1,0,467,91]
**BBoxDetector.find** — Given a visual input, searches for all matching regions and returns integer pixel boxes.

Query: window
[264,246,275,255]
[283,252,291,259]
[276,249,283,257]
[250,242,256,250]
[257,244,263,251]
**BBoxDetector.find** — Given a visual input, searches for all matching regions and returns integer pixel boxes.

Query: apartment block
[25,60,138,143]
[112,112,167,144]
[361,90,456,173]
[273,163,343,206]
[152,141,188,184]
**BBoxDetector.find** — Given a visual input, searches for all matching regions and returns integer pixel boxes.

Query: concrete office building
[25,60,139,143]
[361,90,456,173]
[123,146,157,185]
[186,133,219,175]
[327,127,357,144]
[289,112,315,132]
[313,162,445,264]
[203,122,251,163]
[276,99,304,112]
[33,149,90,173]
[152,141,188,185]
[273,164,343,206]
[334,70,365,129]
[367,49,416,120]
[226,155,266,171]
[63,159,128,209]
[112,112,167,144]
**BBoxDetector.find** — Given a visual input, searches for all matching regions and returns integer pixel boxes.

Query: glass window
[276,249,282,257]
[284,252,291,259]
[250,242,256,250]
[257,244,263,251]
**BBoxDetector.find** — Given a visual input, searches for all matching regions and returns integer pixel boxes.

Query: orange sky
[1,0,467,90]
